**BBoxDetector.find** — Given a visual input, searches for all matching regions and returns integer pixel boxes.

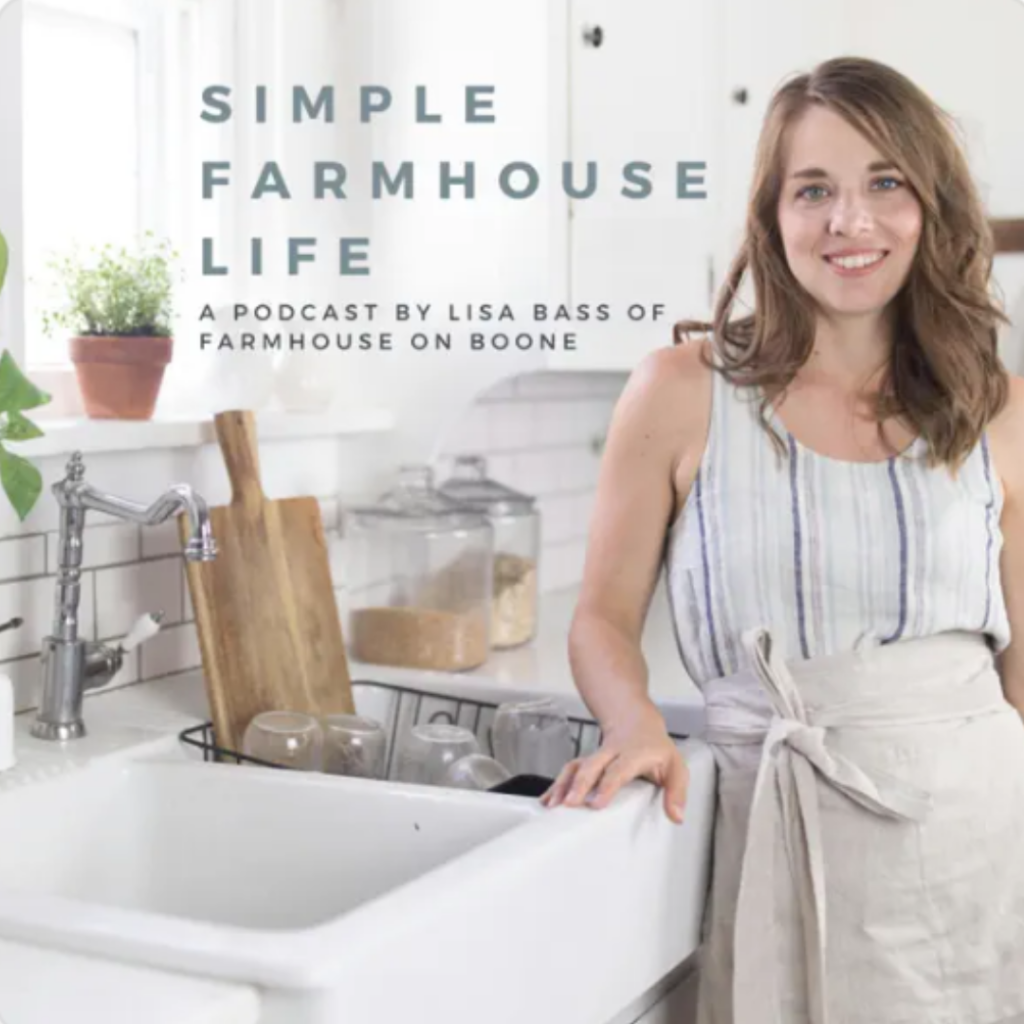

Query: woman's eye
[872,176,904,191]
[797,184,828,201]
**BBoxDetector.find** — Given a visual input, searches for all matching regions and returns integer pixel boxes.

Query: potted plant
[41,234,177,420]
[0,227,51,521]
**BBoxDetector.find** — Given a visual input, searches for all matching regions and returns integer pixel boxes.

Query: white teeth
[828,252,885,270]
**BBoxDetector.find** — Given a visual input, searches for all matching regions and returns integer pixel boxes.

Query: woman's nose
[828,196,873,236]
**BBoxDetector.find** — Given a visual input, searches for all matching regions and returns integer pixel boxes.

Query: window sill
[16,407,396,459]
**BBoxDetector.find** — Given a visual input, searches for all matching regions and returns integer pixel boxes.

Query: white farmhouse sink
[0,734,717,1024]
[0,746,534,973]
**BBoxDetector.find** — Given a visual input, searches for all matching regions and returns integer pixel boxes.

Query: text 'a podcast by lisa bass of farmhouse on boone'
[196,301,669,351]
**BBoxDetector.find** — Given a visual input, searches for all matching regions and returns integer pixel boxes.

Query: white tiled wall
[434,370,626,593]
[1,371,626,715]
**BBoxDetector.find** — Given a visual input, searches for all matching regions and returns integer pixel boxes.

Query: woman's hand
[539,706,689,823]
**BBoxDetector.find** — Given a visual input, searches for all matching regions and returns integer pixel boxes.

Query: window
[21,0,202,371]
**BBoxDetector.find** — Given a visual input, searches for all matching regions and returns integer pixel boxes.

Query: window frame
[5,0,204,406]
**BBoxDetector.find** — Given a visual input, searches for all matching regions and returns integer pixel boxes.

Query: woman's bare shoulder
[624,337,714,413]
[615,337,714,487]
[988,374,1024,499]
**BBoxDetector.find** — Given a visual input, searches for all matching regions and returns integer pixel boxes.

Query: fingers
[662,751,690,824]
[586,755,641,810]
[539,762,576,807]
[540,748,617,808]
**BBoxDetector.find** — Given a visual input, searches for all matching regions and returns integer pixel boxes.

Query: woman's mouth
[823,250,889,277]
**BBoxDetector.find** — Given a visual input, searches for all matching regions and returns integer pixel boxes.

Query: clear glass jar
[438,455,540,649]
[340,465,494,671]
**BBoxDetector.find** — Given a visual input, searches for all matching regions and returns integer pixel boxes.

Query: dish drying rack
[178,678,690,780]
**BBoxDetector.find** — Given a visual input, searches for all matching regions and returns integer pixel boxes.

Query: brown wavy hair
[674,56,1008,468]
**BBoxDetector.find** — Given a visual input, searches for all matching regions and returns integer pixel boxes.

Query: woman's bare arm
[989,375,1024,716]
[542,341,711,819]
[569,341,710,729]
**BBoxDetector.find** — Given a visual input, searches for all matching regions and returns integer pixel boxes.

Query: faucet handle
[119,611,165,653]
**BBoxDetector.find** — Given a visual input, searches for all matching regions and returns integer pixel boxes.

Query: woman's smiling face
[776,105,923,320]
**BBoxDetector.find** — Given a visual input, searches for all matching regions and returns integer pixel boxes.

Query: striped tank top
[664,362,1009,686]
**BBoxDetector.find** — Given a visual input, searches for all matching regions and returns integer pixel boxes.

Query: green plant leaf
[0,228,8,297]
[2,410,44,442]
[0,350,51,412]
[0,446,43,522]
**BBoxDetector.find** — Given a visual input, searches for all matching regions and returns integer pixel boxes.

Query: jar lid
[347,465,491,531]
[438,455,536,517]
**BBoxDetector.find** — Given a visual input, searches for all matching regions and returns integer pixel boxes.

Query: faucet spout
[75,482,218,562]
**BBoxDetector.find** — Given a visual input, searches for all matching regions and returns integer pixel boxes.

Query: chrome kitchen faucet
[31,452,218,741]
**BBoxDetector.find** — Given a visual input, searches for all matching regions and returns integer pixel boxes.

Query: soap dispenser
[0,616,23,772]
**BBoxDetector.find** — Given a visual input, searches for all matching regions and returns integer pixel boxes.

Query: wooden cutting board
[181,410,354,754]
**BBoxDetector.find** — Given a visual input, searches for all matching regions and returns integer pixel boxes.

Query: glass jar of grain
[341,465,494,672]
[438,455,541,649]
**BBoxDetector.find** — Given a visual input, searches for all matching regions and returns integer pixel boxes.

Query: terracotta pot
[69,336,174,420]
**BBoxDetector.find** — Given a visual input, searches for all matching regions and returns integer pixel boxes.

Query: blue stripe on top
[788,434,810,659]
[981,432,996,632]
[882,457,909,644]
[665,366,1009,685]
[694,467,726,678]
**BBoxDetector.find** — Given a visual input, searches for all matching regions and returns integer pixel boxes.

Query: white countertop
[0,583,705,1024]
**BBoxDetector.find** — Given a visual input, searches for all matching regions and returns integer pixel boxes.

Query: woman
[542,57,1024,1024]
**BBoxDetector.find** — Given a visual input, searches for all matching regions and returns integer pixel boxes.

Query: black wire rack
[178,677,690,780]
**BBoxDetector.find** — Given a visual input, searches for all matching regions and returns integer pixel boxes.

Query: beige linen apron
[694,628,1024,1024]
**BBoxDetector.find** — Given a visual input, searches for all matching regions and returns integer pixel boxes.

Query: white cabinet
[708,0,844,292]
[559,0,718,371]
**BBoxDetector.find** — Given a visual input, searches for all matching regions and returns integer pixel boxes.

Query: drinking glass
[242,711,323,771]
[442,753,512,791]
[393,723,480,786]
[491,698,574,778]
[322,713,387,779]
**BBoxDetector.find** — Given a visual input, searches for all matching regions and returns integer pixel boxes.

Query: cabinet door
[561,0,717,371]
[710,0,844,292]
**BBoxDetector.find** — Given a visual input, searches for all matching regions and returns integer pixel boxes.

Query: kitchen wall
[1,369,625,715]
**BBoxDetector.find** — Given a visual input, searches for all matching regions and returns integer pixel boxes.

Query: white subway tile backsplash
[447,405,490,454]
[482,453,516,491]
[4,369,620,716]
[0,536,46,582]
[0,572,95,660]
[480,377,518,401]
[47,522,141,574]
[328,531,346,588]
[539,539,587,593]
[551,447,597,492]
[513,450,561,497]
[537,495,579,545]
[141,521,182,559]
[537,401,584,447]
[485,403,523,453]
[571,491,597,538]
[581,398,618,438]
[141,622,202,680]
[318,497,339,532]
[95,559,183,639]
[4,655,40,714]
[520,370,622,397]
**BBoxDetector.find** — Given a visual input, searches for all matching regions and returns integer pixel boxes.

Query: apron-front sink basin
[0,748,537,984]
[0,731,717,1024]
